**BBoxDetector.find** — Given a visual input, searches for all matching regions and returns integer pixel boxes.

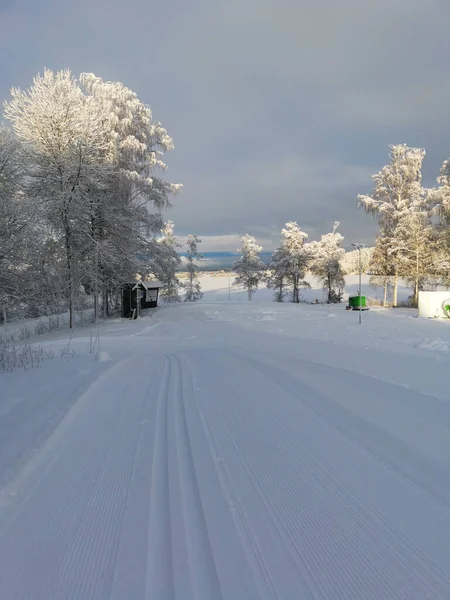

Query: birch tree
[358,144,426,307]
[0,127,30,322]
[369,232,394,307]
[4,69,110,328]
[233,234,265,300]
[309,222,345,303]
[277,222,310,303]
[4,69,182,324]
[79,73,182,317]
[427,159,450,285]
[343,247,372,275]
[394,212,437,306]
[149,221,181,303]
[266,245,290,302]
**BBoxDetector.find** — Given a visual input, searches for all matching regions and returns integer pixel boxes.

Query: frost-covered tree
[266,245,290,302]
[308,222,345,303]
[428,158,450,219]
[233,234,265,300]
[4,69,182,325]
[394,212,437,306]
[272,222,310,303]
[369,232,395,307]
[427,159,450,286]
[148,221,181,303]
[79,73,182,318]
[4,69,111,327]
[184,235,203,302]
[357,144,426,307]
[0,127,30,322]
[343,247,373,275]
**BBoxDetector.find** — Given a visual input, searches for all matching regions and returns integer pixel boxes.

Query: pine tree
[233,234,265,300]
[184,235,203,302]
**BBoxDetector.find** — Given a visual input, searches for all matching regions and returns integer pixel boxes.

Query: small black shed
[121,280,163,318]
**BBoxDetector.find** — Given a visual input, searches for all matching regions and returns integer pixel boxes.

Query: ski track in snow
[1,305,450,599]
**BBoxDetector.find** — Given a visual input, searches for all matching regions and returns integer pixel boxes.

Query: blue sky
[1,0,450,251]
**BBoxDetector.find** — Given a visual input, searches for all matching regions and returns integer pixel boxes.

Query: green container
[349,295,366,308]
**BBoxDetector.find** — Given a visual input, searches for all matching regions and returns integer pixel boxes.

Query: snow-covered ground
[196,272,412,305]
[2,293,450,598]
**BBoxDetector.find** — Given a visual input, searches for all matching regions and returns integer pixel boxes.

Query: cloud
[179,235,244,253]
[1,0,449,249]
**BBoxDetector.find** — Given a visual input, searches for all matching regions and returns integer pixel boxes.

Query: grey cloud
[1,0,449,249]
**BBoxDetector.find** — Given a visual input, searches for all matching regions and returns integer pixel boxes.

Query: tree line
[2,70,448,320]
[234,144,450,307]
[232,221,345,303]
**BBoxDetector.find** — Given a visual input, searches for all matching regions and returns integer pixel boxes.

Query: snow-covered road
[1,303,450,599]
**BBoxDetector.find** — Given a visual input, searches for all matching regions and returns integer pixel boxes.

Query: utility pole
[351,243,365,325]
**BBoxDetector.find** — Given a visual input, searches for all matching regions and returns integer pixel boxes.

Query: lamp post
[351,243,365,324]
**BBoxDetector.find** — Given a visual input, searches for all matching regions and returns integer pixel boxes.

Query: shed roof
[140,280,163,290]
[122,280,163,290]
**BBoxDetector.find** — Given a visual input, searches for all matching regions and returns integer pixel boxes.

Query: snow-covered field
[197,272,412,305]
[2,287,450,598]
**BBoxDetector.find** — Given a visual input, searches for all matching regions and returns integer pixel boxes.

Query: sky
[1,0,450,251]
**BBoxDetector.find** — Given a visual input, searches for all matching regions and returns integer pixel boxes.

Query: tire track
[0,356,159,600]
[232,348,450,508]
[0,358,132,528]
[236,350,450,597]
[183,354,279,600]
[242,349,450,513]
[189,353,323,599]
[109,357,161,600]
[170,354,223,600]
[200,362,355,599]
[145,355,175,600]
[197,349,450,599]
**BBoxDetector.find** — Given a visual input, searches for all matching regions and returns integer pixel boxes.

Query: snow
[2,289,450,598]
[196,272,412,305]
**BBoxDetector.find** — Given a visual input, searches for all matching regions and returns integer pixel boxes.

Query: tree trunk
[276,281,283,302]
[414,278,419,308]
[383,280,388,308]
[63,214,74,329]
[293,280,299,303]
[1,305,6,325]
[414,247,420,307]
[94,292,98,321]
[68,281,74,329]
[103,286,108,318]
[393,273,398,308]
[93,241,98,320]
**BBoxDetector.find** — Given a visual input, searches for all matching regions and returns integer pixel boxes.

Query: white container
[418,291,450,319]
